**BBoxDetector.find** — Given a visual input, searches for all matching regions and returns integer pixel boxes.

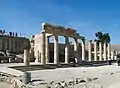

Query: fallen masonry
[0,71,103,88]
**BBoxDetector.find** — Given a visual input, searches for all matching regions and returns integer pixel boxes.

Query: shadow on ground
[9,60,117,72]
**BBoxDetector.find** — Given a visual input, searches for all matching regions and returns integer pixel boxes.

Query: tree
[95,31,111,43]
[95,31,111,54]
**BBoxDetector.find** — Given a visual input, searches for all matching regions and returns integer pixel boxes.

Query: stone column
[103,42,107,60]
[54,35,59,64]
[107,43,111,60]
[99,42,102,61]
[41,31,46,65]
[46,36,50,64]
[88,41,92,61]
[94,41,97,61]
[22,72,31,84]
[24,49,30,66]
[65,36,69,64]
[35,50,39,63]
[114,51,118,60]
[82,39,85,61]
[111,52,114,60]
[74,38,78,61]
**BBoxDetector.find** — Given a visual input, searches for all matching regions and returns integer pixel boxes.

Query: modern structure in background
[33,23,114,65]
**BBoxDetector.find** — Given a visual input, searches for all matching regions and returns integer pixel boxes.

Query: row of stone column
[41,31,85,65]
[111,51,118,60]
[88,41,111,61]
[40,31,112,64]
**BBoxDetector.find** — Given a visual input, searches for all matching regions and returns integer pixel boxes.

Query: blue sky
[0,0,120,44]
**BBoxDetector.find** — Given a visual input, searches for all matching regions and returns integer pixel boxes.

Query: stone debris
[0,71,102,88]
[39,77,100,88]
[110,72,114,75]
[79,79,86,83]
[0,72,30,88]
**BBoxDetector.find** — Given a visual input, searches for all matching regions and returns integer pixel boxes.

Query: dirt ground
[0,82,14,88]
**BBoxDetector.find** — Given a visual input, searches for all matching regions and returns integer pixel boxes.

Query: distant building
[0,35,30,54]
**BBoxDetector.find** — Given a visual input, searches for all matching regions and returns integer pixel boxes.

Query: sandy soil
[27,63,120,88]
[0,63,120,88]
[0,82,14,88]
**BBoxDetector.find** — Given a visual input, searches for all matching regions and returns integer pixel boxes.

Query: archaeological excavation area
[0,23,119,88]
[33,23,116,65]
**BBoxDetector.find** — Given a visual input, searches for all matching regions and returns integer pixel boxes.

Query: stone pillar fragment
[46,36,50,63]
[111,52,114,60]
[41,31,46,64]
[103,42,107,60]
[88,41,92,61]
[74,38,78,61]
[107,43,111,60]
[99,42,102,61]
[22,72,31,84]
[94,41,97,61]
[82,40,85,61]
[65,37,69,64]
[24,49,30,66]
[35,50,39,63]
[54,35,59,64]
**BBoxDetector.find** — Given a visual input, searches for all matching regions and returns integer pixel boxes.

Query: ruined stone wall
[0,35,30,54]
[34,33,87,62]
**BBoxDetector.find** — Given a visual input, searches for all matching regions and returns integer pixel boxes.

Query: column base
[35,59,39,63]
